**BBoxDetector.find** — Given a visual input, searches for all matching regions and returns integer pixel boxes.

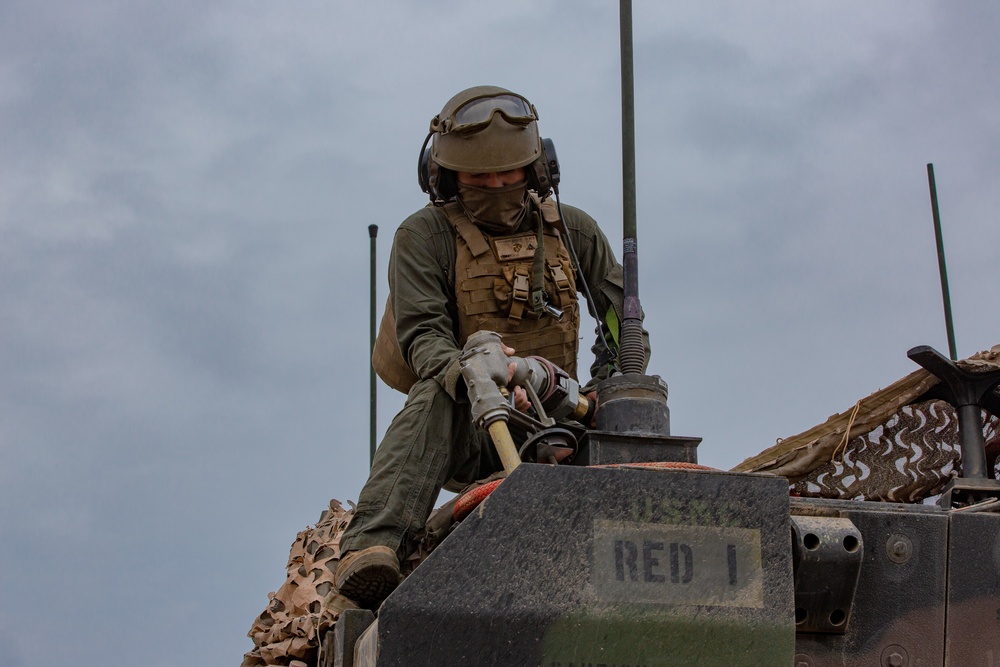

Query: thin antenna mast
[926,164,958,360]
[368,224,378,465]
[618,0,645,374]
[594,1,672,437]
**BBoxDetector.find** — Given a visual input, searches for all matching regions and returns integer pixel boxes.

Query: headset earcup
[418,136,433,196]
[528,138,560,198]
[418,134,455,203]
[540,138,560,194]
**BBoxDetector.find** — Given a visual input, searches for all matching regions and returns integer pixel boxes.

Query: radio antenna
[926,164,958,360]
[368,224,378,465]
[618,0,645,374]
[591,1,673,437]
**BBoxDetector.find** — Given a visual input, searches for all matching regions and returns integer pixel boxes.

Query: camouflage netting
[242,477,488,666]
[734,345,1000,503]
[242,500,359,667]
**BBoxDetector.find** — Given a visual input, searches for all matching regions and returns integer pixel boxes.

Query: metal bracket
[907,345,1000,481]
[937,477,1000,508]
[322,608,375,667]
[791,515,864,634]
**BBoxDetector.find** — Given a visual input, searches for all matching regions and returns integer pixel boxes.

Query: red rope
[453,479,504,521]
[596,461,715,471]
[451,462,716,521]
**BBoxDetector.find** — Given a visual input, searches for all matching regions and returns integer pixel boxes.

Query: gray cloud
[2,1,998,664]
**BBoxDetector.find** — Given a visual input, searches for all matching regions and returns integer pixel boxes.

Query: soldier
[336,85,645,609]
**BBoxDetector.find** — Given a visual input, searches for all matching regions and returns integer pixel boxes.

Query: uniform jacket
[387,199,645,401]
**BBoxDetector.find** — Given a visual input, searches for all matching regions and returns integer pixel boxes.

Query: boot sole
[337,556,401,610]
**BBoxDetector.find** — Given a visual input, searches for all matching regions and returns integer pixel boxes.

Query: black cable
[550,188,618,371]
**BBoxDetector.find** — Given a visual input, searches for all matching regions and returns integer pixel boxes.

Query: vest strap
[444,203,492,258]
[510,268,530,322]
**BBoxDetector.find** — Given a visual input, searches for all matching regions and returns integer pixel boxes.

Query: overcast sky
[2,2,998,665]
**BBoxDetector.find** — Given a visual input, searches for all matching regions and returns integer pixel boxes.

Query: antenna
[368,224,378,466]
[592,0,673,437]
[926,164,958,360]
[618,0,645,374]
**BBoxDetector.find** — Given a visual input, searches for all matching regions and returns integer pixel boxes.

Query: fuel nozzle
[459,331,516,431]
[459,331,594,471]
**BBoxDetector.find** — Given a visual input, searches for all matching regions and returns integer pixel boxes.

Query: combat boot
[335,545,402,610]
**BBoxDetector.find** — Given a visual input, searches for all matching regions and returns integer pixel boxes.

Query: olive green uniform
[340,201,642,560]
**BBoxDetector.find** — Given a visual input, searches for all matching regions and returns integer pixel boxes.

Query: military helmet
[430,85,542,173]
[419,86,557,203]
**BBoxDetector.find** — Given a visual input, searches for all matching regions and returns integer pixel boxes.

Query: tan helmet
[430,85,542,173]
[419,86,560,203]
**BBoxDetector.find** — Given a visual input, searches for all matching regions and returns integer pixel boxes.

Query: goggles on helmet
[435,93,538,135]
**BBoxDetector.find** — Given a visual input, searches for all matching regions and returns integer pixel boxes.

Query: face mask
[456,181,529,233]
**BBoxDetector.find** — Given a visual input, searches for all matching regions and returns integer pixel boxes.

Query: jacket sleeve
[388,211,468,401]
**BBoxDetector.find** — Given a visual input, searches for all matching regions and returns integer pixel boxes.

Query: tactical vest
[372,199,581,394]
[447,197,580,378]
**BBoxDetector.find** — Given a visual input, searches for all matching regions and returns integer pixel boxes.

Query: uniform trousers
[340,377,502,560]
